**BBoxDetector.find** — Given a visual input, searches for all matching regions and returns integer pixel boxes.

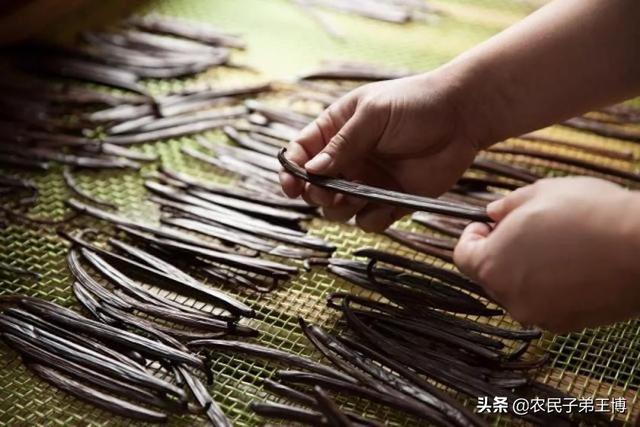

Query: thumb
[453,222,491,282]
[486,184,537,222]
[304,109,379,176]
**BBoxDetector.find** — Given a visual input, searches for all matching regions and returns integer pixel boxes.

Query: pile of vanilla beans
[0,13,258,216]
[1,23,639,423]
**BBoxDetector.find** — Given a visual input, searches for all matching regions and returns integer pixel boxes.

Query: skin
[280,0,640,332]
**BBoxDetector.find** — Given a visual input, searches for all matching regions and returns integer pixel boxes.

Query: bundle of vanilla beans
[0,13,258,212]
[0,294,234,424]
[194,248,609,426]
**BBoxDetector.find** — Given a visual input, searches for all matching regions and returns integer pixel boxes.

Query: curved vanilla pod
[81,249,249,333]
[62,167,116,209]
[188,339,355,383]
[178,365,232,427]
[97,238,248,320]
[279,149,490,221]
[60,229,254,317]
[26,363,168,423]
[73,281,190,351]
[353,248,485,295]
[16,297,204,368]
[68,249,131,311]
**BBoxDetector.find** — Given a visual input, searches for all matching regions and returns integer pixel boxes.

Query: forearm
[440,0,640,149]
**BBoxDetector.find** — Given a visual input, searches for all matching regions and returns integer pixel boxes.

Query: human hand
[454,177,640,332]
[279,70,481,232]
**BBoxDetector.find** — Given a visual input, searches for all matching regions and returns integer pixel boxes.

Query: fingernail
[305,153,332,173]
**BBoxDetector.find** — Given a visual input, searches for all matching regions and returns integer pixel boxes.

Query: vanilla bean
[25,363,168,423]
[299,66,410,81]
[385,229,455,263]
[159,166,313,211]
[103,118,232,145]
[27,148,140,169]
[472,158,540,183]
[66,198,234,253]
[199,138,281,173]
[3,331,178,411]
[182,146,280,183]
[280,149,490,221]
[518,133,635,161]
[262,379,383,427]
[86,29,221,55]
[4,307,146,371]
[108,106,246,135]
[222,126,281,157]
[29,55,154,101]
[251,401,325,426]
[246,100,312,129]
[489,146,640,183]
[0,311,183,397]
[127,15,245,49]
[177,365,232,427]
[335,335,485,427]
[149,191,333,252]
[80,246,246,324]
[187,188,309,223]
[188,339,355,382]
[17,297,204,368]
[276,370,449,424]
[563,116,640,142]
[63,167,117,209]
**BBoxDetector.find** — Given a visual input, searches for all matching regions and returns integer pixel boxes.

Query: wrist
[430,55,507,151]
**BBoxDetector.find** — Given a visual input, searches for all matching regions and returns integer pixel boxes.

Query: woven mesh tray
[1,0,640,425]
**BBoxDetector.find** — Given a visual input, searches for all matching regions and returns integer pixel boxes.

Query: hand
[279,70,480,232]
[454,177,640,332]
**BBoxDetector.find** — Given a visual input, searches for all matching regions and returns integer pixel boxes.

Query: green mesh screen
[1,0,639,426]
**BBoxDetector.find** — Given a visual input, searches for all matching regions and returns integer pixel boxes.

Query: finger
[487,184,538,222]
[280,140,314,197]
[304,183,336,208]
[453,222,492,282]
[305,108,383,176]
[322,195,367,222]
[355,205,404,233]
[296,93,359,163]
[279,170,304,198]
